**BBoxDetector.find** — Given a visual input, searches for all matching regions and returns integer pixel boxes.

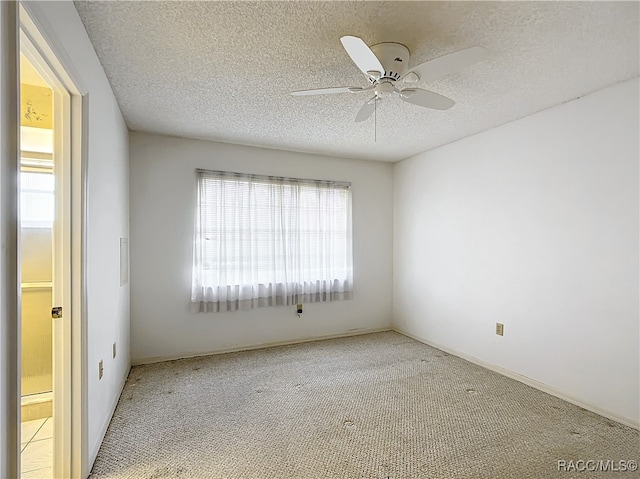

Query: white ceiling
[74,1,639,162]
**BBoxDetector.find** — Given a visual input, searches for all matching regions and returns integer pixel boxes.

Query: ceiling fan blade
[355,99,377,122]
[340,36,384,78]
[291,86,364,96]
[403,46,489,83]
[400,88,455,110]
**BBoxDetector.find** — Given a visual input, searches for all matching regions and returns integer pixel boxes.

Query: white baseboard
[393,327,640,430]
[88,362,131,472]
[132,327,393,366]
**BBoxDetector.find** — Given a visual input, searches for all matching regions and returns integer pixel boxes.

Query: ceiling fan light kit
[292,35,489,123]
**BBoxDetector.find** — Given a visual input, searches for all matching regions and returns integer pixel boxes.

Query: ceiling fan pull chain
[374,97,377,142]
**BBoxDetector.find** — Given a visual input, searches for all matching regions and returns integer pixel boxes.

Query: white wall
[394,78,639,427]
[24,1,130,471]
[129,132,393,363]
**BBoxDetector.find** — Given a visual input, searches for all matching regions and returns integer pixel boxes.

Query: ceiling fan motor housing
[368,42,411,83]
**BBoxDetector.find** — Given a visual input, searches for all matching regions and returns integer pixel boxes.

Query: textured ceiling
[74,1,639,162]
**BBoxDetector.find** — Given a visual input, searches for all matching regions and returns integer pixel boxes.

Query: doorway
[19,52,55,479]
[17,4,87,477]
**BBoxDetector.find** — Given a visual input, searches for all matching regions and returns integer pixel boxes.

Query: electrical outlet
[113,342,117,359]
[496,323,504,336]
[99,360,104,379]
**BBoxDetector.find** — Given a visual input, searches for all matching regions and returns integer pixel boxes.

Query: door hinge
[52,306,62,319]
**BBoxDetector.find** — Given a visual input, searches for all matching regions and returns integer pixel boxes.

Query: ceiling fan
[292,36,489,122]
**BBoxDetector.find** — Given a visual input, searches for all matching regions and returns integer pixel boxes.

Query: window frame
[20,152,54,229]
[191,169,354,312]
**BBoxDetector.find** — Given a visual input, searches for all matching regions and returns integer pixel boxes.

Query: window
[20,169,54,228]
[191,169,353,312]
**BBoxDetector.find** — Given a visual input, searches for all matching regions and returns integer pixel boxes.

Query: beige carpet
[89,331,638,479]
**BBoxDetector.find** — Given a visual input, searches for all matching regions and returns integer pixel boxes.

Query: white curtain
[191,170,353,312]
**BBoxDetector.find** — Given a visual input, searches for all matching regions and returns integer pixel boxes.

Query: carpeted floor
[89,331,638,479]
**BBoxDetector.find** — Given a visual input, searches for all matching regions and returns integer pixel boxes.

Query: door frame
[19,3,88,478]
[0,2,21,478]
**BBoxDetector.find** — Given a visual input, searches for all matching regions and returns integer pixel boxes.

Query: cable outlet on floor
[99,360,104,379]
[496,323,504,336]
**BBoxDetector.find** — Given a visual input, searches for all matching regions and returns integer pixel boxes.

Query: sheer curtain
[191,169,353,312]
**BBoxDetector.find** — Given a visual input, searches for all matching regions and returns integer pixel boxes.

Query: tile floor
[21,417,52,479]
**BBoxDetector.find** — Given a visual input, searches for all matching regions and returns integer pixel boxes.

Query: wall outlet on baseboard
[496,323,504,336]
[113,342,117,359]
[99,360,104,379]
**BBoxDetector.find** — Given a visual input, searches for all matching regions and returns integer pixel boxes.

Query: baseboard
[88,362,131,472]
[392,327,640,430]
[132,327,393,366]
[21,397,52,422]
